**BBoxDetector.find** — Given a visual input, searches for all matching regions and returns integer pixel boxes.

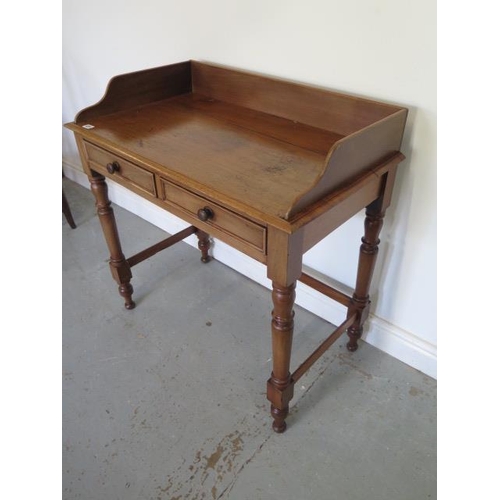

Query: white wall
[62,0,436,377]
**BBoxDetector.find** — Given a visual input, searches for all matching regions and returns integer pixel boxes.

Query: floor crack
[216,433,271,500]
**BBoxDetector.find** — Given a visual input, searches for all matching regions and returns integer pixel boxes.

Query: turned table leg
[267,282,296,433]
[347,200,385,351]
[89,173,135,310]
[62,189,77,229]
[196,230,211,263]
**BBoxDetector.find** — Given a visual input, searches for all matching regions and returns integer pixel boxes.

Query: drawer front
[159,178,266,255]
[84,141,156,196]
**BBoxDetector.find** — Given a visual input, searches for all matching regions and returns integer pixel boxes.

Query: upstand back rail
[66,61,407,433]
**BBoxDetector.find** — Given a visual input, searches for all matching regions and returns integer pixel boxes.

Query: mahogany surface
[65,61,408,432]
[74,98,329,221]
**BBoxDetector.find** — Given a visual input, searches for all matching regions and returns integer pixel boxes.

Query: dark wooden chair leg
[62,189,77,229]
[347,200,385,351]
[196,230,211,263]
[89,173,135,310]
[267,282,296,433]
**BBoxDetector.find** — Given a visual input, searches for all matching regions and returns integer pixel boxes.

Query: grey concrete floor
[62,178,436,500]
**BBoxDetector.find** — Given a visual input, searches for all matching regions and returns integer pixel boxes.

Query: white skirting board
[63,161,437,379]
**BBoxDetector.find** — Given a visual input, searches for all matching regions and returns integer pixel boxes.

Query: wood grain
[159,178,266,254]
[192,61,403,135]
[166,93,343,155]
[70,99,326,220]
[288,110,407,218]
[76,61,192,123]
[68,61,407,223]
[84,141,156,196]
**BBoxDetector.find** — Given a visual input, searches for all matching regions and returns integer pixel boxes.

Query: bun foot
[347,325,362,352]
[197,230,211,264]
[346,340,358,352]
[271,405,288,433]
[119,283,135,310]
[272,420,287,433]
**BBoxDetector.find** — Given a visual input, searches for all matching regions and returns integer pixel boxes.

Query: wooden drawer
[83,141,156,196]
[159,178,266,257]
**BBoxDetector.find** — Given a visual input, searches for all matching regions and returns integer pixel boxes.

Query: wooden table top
[66,61,407,225]
[77,93,344,220]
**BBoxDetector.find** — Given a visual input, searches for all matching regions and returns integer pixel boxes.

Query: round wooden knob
[106,161,120,174]
[197,207,214,222]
